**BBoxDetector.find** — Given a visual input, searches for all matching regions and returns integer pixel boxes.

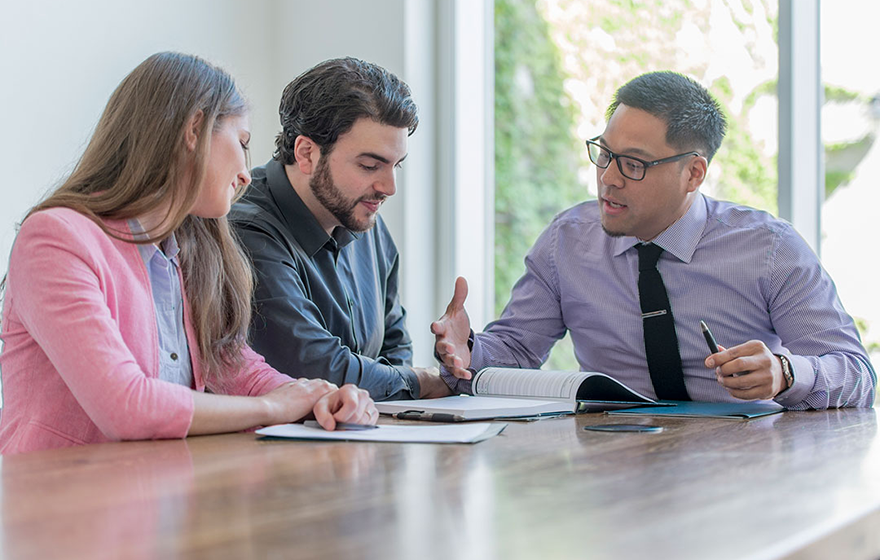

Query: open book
[376,367,665,421]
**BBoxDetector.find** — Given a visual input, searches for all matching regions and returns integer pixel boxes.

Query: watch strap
[776,353,794,389]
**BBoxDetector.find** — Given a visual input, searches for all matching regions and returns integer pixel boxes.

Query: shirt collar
[264,159,360,257]
[611,192,708,263]
[127,219,181,263]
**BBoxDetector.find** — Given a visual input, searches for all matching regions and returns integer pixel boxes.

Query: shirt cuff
[773,354,815,408]
[469,332,486,371]
[440,365,474,395]
[395,366,420,400]
[434,329,477,395]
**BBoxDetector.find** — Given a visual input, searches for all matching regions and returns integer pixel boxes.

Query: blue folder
[607,400,784,419]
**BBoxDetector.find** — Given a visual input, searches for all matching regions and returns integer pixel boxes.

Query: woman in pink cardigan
[0,52,377,454]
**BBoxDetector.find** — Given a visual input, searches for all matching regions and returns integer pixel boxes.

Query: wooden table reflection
[1,410,878,560]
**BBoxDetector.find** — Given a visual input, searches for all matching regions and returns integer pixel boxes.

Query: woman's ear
[294,135,320,175]
[184,110,205,152]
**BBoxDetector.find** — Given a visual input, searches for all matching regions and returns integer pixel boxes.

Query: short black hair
[606,71,727,162]
[274,57,419,164]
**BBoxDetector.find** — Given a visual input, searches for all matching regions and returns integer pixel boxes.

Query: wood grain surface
[1,409,878,560]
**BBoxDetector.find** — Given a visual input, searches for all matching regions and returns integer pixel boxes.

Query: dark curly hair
[274,57,419,164]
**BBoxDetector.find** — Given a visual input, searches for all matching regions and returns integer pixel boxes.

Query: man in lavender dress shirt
[433,71,875,410]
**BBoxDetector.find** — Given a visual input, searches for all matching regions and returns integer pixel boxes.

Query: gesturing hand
[430,277,473,380]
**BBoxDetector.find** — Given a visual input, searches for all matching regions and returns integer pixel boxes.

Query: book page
[473,368,590,402]
[375,395,572,419]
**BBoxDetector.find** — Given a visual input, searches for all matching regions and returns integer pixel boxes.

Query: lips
[360,199,383,213]
[601,195,627,215]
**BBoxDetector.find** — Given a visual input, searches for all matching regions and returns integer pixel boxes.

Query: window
[495,0,780,369]
[820,0,880,361]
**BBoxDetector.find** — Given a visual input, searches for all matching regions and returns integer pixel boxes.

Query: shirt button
[170,352,179,361]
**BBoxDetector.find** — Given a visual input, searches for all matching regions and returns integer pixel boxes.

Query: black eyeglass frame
[585,136,701,181]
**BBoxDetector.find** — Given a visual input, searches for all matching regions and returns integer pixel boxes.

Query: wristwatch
[776,353,794,390]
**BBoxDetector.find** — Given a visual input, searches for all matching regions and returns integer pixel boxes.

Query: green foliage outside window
[494,0,584,314]
[494,0,782,370]
[494,0,875,369]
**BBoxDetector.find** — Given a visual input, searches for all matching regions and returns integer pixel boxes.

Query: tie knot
[637,243,664,271]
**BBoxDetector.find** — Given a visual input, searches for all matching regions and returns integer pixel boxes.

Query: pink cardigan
[0,208,292,454]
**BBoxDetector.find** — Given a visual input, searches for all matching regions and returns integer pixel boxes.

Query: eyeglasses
[585,137,700,181]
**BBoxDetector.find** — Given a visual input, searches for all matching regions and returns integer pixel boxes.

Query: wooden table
[1,409,878,560]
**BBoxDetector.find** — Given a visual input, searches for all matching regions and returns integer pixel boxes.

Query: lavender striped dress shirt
[446,194,876,410]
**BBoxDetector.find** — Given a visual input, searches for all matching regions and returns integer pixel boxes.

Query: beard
[601,224,625,238]
[309,157,384,232]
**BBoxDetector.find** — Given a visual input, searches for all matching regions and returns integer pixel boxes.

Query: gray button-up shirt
[229,159,418,400]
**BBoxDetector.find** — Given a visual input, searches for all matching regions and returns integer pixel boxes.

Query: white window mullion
[778,0,822,254]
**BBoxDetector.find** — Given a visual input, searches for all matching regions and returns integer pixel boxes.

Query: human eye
[359,163,379,171]
[623,158,644,174]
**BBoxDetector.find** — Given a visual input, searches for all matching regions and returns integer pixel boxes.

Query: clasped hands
[431,277,790,400]
[262,379,377,430]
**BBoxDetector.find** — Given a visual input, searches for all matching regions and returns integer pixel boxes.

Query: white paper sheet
[256,422,506,444]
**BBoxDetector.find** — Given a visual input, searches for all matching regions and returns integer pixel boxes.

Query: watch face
[778,354,793,387]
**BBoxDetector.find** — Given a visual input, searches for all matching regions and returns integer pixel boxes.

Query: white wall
[0,0,275,270]
[0,0,443,365]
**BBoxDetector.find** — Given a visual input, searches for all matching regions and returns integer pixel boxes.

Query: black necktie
[637,243,690,401]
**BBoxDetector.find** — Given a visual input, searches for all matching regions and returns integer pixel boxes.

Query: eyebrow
[358,152,408,165]
[598,137,654,159]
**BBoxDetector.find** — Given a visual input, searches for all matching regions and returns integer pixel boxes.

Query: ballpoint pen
[700,320,720,354]
[701,320,746,378]
[391,411,466,422]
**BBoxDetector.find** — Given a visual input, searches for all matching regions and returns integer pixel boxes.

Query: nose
[598,157,624,189]
[238,167,252,188]
[374,168,397,197]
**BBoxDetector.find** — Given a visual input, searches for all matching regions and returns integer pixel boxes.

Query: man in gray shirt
[230,58,451,401]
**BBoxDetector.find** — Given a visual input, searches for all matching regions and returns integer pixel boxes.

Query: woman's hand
[312,384,377,430]
[261,380,376,429]
[261,378,338,425]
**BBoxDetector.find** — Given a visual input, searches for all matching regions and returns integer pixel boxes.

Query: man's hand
[705,340,788,400]
[413,366,453,398]
[430,277,473,380]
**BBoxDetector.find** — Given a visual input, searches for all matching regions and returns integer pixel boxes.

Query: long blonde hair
[15,52,254,382]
